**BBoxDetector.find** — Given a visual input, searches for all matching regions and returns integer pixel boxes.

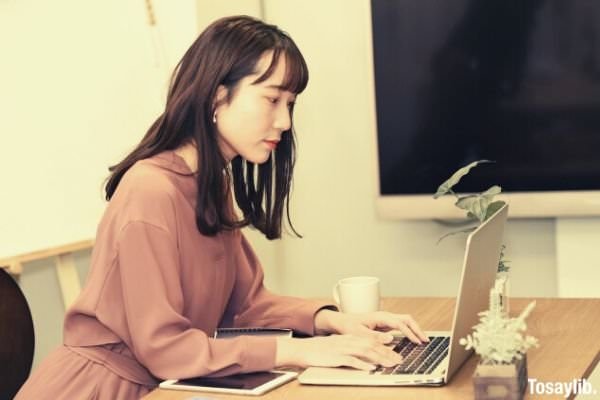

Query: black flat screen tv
[370,0,600,218]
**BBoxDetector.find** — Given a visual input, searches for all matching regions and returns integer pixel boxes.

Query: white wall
[556,219,600,297]
[0,0,196,258]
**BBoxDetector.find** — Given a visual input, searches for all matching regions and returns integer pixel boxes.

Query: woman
[16,15,428,399]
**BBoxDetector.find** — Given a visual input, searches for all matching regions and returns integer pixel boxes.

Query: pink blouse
[62,151,332,382]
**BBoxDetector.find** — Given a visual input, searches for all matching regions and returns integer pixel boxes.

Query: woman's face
[214,51,297,164]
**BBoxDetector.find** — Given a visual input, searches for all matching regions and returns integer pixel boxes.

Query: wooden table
[143,297,600,400]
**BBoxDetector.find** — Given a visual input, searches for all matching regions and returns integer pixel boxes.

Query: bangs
[253,46,309,94]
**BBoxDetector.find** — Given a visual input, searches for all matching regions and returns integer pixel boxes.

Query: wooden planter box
[473,355,528,400]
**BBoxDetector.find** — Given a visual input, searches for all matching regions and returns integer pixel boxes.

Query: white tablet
[159,370,297,396]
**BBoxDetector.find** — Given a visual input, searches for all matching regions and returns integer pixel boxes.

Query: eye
[287,101,296,110]
[266,97,279,104]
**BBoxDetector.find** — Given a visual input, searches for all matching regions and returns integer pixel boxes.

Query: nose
[273,103,292,132]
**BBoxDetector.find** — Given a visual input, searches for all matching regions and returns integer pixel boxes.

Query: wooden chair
[0,239,93,399]
[0,269,34,400]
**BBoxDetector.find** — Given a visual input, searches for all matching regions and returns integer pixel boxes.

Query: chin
[243,152,272,164]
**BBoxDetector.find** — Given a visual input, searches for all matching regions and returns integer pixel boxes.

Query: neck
[174,141,199,173]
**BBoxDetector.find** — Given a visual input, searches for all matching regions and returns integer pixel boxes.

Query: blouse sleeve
[115,221,277,379]
[224,233,337,335]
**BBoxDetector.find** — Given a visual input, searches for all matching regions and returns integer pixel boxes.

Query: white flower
[459,288,538,365]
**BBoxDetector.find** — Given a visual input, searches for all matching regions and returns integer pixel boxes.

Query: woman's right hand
[275,334,403,371]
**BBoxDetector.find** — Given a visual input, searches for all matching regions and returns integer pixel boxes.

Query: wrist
[275,337,300,367]
[313,308,340,335]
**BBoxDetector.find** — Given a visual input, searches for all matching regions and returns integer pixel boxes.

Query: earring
[212,111,217,124]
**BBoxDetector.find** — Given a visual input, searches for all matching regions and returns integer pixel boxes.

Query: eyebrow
[264,84,286,90]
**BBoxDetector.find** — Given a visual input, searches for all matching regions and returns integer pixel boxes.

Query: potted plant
[434,160,510,313]
[460,288,538,400]
[434,161,538,398]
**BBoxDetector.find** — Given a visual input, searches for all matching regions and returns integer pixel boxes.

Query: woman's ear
[213,84,229,110]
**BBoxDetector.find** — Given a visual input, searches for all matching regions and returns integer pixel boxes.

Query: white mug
[332,276,380,313]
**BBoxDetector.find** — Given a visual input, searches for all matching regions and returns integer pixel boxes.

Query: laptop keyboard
[372,336,449,375]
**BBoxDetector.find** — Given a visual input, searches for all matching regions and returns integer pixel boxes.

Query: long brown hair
[105,16,308,239]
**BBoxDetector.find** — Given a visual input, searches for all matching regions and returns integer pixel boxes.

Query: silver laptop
[299,204,508,386]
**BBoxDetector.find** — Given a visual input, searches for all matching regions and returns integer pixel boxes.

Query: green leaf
[497,243,510,272]
[455,194,478,209]
[484,200,506,221]
[455,195,490,222]
[433,160,493,199]
[437,226,477,244]
[481,185,502,199]
[454,187,503,222]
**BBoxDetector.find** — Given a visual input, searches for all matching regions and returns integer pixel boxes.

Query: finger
[350,322,395,344]
[371,313,423,344]
[341,355,376,371]
[378,331,395,344]
[380,344,404,366]
[403,316,429,342]
[351,337,403,367]
[371,312,417,337]
[396,323,422,344]
[361,325,395,344]
[363,344,400,367]
[370,311,403,331]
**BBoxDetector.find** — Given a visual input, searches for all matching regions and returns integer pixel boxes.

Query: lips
[264,140,280,150]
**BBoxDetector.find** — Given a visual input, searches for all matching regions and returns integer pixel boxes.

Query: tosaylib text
[528,378,597,397]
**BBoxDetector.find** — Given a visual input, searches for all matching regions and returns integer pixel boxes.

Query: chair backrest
[0,268,35,400]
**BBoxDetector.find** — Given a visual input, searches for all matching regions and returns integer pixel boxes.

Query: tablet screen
[172,371,286,390]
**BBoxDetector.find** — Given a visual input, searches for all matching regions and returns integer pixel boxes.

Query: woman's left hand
[314,309,430,345]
